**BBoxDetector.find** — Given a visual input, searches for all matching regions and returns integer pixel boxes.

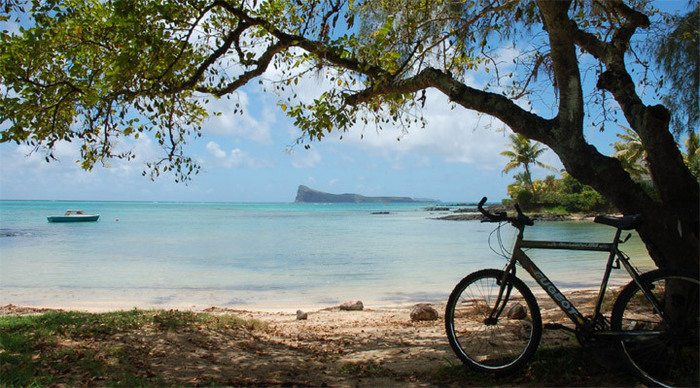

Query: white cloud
[202,92,275,145]
[289,148,321,168]
[325,90,511,170]
[2,133,163,177]
[206,141,227,159]
[206,141,271,168]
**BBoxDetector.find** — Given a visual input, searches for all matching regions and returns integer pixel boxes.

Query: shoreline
[0,286,613,316]
[0,287,446,314]
[433,212,598,222]
[426,203,608,222]
[0,281,632,315]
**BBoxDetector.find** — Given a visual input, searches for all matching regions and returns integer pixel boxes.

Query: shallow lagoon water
[0,200,654,311]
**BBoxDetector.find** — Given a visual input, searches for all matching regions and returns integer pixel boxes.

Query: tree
[500,133,553,195]
[1,1,698,272]
[611,126,649,180]
[686,131,700,180]
[651,4,699,138]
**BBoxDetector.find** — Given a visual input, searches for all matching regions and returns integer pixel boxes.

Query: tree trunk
[535,1,699,274]
[547,129,699,272]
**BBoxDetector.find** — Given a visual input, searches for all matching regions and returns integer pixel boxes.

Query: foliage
[651,4,699,137]
[611,126,649,180]
[0,0,212,181]
[612,125,698,185]
[539,173,610,213]
[508,173,611,213]
[685,131,700,180]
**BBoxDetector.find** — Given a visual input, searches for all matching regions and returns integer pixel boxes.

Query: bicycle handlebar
[477,197,534,226]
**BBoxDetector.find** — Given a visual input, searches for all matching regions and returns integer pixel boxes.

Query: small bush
[514,188,534,209]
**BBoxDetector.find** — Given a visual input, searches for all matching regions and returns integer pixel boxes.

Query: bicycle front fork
[485,269,516,325]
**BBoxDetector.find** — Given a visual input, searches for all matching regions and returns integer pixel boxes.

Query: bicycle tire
[610,269,699,387]
[445,269,542,374]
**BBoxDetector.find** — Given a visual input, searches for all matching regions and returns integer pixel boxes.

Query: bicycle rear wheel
[611,270,699,387]
[445,269,542,374]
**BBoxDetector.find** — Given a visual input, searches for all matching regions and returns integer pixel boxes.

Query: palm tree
[685,131,700,180]
[612,126,649,180]
[500,133,554,193]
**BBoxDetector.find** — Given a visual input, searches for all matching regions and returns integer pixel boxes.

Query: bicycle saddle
[593,214,642,230]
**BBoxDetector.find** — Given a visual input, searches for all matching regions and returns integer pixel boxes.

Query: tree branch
[343,66,552,143]
[212,0,389,80]
[195,40,290,96]
[537,1,584,131]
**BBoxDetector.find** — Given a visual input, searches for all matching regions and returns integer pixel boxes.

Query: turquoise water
[0,200,654,311]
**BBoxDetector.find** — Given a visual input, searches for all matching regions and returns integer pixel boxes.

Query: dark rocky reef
[295,185,426,203]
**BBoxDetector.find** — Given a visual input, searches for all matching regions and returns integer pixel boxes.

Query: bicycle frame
[495,224,654,330]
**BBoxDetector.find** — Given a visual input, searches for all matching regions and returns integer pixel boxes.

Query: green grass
[0,309,265,387]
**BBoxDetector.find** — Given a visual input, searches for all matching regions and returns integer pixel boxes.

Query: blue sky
[0,3,686,203]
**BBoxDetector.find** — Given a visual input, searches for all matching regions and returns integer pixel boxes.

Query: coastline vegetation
[500,134,613,214]
[501,130,700,215]
[503,172,613,215]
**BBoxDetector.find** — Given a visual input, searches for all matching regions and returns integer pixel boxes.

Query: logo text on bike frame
[513,249,587,325]
[520,240,613,252]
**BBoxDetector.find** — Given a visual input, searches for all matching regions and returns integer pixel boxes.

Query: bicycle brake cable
[488,222,511,261]
[497,221,513,258]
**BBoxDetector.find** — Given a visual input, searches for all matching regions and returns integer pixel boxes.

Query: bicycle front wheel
[611,270,699,387]
[445,269,542,374]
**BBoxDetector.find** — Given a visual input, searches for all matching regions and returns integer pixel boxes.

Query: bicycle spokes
[445,269,542,373]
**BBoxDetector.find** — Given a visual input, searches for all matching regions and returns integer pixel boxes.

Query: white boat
[47,210,100,223]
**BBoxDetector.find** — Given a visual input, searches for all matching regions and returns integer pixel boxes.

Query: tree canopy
[1,0,698,270]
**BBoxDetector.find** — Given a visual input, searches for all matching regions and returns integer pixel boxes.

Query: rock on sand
[410,304,439,321]
[507,303,527,319]
[339,300,364,311]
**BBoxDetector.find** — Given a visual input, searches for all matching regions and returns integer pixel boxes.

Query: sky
[0,3,683,203]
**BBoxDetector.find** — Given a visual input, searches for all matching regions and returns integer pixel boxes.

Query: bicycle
[444,197,699,387]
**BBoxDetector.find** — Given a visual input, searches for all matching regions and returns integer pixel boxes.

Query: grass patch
[152,309,198,331]
[151,309,268,331]
[0,309,265,386]
[0,309,151,339]
[199,313,269,331]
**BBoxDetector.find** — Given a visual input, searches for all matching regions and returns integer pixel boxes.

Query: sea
[0,200,655,312]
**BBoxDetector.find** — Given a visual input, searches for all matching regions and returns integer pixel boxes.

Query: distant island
[294,185,432,203]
